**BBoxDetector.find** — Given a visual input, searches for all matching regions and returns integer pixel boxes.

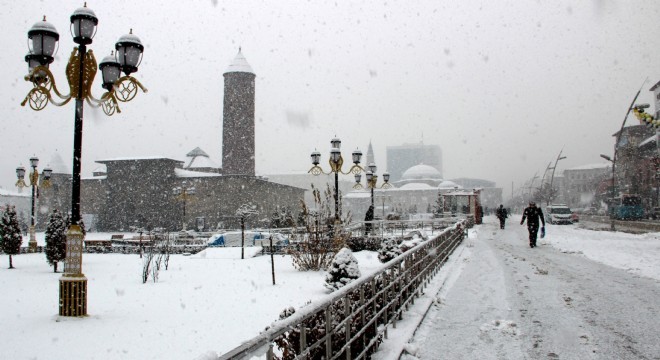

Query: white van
[545,204,573,225]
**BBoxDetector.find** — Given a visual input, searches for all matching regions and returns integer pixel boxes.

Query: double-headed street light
[22,4,147,317]
[600,100,650,231]
[15,157,52,252]
[309,137,364,223]
[173,183,196,231]
[548,150,567,205]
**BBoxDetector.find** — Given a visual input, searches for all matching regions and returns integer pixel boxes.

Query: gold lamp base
[59,275,88,316]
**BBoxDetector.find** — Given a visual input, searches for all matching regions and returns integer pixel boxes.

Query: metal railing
[219,217,472,360]
[346,216,471,238]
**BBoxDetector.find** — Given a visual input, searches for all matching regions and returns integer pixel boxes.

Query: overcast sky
[1,0,659,200]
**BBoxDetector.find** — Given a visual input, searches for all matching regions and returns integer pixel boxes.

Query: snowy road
[404,217,660,360]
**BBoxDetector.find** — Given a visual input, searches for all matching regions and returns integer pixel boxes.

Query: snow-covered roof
[186,147,209,158]
[650,80,660,91]
[96,156,182,163]
[0,188,29,197]
[187,155,219,169]
[438,180,462,189]
[185,147,219,170]
[565,163,611,171]
[344,191,371,198]
[48,152,69,174]
[175,168,222,178]
[638,135,657,148]
[443,189,478,196]
[399,182,434,190]
[82,175,107,180]
[402,164,442,180]
[224,49,254,74]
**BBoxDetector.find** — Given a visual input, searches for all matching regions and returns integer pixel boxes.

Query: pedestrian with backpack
[495,204,508,229]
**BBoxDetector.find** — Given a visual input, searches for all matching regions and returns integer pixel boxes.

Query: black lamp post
[22,4,147,317]
[363,162,391,208]
[15,157,52,252]
[309,137,364,223]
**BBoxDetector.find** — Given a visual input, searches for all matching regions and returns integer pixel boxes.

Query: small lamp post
[15,157,52,252]
[21,4,148,316]
[236,204,258,260]
[173,183,196,231]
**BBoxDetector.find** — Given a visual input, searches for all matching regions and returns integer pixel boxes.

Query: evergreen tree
[324,248,361,292]
[1,205,23,269]
[45,210,67,273]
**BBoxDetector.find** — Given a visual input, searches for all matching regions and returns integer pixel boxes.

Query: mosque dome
[438,180,463,189]
[400,182,434,190]
[401,164,442,180]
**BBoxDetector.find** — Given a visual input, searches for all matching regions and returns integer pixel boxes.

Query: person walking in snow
[520,201,545,248]
[495,204,508,229]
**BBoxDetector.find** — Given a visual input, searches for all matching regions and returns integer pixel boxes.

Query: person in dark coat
[364,205,374,235]
[495,204,508,229]
[520,201,545,248]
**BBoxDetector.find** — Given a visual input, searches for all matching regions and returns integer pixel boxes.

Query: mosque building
[38,50,304,232]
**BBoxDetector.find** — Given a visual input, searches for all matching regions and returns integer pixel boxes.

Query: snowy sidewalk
[375,216,660,359]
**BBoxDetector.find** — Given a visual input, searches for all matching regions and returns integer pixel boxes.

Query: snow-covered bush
[399,229,428,252]
[346,236,381,252]
[324,248,361,292]
[378,238,402,263]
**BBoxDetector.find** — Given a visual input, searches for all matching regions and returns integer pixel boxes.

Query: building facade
[386,143,442,183]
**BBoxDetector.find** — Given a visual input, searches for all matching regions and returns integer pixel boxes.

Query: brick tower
[222,49,255,176]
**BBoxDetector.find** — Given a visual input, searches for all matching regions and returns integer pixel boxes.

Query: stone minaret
[222,49,255,176]
[366,140,375,166]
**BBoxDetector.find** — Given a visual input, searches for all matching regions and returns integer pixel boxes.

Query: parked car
[545,204,574,225]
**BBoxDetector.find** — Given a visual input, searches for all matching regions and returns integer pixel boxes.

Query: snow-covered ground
[2,216,659,359]
[375,215,660,359]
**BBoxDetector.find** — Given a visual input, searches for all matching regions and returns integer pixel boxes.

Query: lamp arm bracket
[114,76,148,103]
[341,164,364,175]
[24,65,71,100]
[21,85,73,110]
[308,165,329,175]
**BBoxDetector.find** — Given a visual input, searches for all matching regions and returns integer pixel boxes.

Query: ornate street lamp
[356,162,392,207]
[309,137,364,223]
[173,184,196,231]
[21,4,147,317]
[15,157,52,252]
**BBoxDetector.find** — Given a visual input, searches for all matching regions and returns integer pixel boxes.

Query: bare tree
[289,184,349,271]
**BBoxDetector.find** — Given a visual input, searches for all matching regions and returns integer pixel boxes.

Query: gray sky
[1,0,659,200]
